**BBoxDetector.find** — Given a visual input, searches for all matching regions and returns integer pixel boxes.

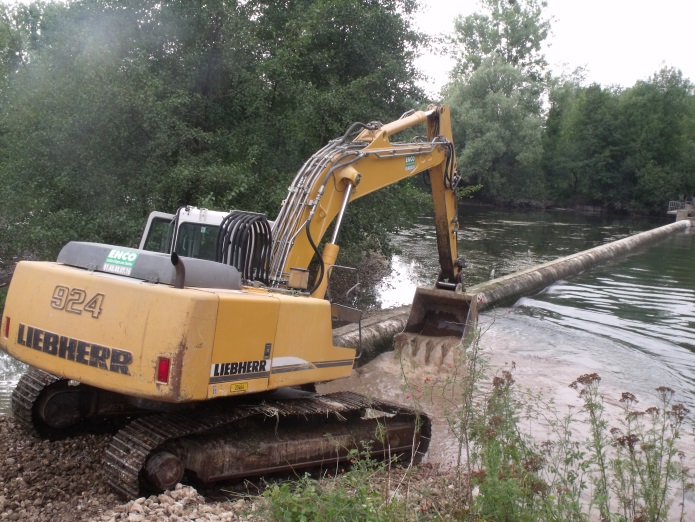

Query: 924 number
[50,286,105,318]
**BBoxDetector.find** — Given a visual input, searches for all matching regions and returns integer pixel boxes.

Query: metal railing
[668,201,686,212]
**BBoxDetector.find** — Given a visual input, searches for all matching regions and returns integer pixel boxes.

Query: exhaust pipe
[171,252,186,289]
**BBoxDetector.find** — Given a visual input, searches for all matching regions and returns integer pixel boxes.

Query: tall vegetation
[543,69,695,212]
[1,0,694,273]
[0,0,425,265]
[444,0,551,203]
[259,337,693,521]
[443,0,695,211]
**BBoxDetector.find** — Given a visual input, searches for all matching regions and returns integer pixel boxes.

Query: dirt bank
[0,412,465,521]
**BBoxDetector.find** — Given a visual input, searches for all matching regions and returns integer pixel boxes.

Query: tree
[542,76,582,201]
[618,68,695,211]
[445,0,550,202]
[0,0,428,266]
[542,67,695,212]
[447,58,544,200]
[450,0,550,83]
[561,84,623,206]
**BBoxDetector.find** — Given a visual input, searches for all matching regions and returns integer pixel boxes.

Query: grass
[260,451,406,522]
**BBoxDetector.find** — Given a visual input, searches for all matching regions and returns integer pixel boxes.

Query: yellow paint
[278,106,460,291]
[269,293,354,389]
[1,261,217,402]
[310,242,339,299]
[1,262,356,403]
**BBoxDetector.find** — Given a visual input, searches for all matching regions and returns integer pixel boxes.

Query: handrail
[668,201,686,212]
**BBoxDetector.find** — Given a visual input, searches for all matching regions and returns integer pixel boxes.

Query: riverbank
[0,410,465,521]
[0,413,257,521]
[1,316,693,520]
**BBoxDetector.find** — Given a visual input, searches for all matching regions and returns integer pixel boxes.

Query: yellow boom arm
[269,105,461,297]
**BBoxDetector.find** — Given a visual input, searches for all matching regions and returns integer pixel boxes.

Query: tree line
[445,0,695,212]
[0,0,693,267]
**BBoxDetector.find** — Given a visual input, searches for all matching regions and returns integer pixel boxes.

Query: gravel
[0,414,455,521]
[0,415,260,521]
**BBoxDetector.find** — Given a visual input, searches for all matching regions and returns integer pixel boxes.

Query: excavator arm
[269,105,462,298]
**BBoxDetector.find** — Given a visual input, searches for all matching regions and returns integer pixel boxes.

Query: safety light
[3,317,9,339]
[156,357,171,384]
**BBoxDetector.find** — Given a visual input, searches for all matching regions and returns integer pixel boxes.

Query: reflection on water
[376,206,695,410]
[515,230,695,408]
[373,207,663,309]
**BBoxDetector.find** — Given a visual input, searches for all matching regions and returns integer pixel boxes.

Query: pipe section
[468,219,692,311]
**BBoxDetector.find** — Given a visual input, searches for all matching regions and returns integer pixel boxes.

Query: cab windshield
[174,223,219,261]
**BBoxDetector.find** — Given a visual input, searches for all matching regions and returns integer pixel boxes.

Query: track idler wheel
[144,452,185,492]
[34,382,89,429]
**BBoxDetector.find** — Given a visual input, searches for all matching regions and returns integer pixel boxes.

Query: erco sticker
[405,155,416,171]
[103,249,139,276]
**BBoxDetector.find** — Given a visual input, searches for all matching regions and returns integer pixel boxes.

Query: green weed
[260,452,405,522]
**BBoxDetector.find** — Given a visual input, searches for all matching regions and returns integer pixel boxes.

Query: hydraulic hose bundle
[216,211,272,285]
[268,131,370,287]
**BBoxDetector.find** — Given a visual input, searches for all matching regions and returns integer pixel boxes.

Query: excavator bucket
[394,287,478,367]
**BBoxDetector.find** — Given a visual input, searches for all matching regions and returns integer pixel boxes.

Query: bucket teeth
[394,332,464,367]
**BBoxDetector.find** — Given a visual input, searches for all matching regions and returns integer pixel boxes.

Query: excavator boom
[269,105,463,297]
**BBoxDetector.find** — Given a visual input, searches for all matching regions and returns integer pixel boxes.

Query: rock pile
[98,484,254,522]
[0,416,256,521]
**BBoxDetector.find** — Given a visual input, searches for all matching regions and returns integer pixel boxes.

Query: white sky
[3,0,692,94]
[416,0,695,95]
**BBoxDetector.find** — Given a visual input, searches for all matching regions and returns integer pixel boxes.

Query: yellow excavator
[0,105,476,497]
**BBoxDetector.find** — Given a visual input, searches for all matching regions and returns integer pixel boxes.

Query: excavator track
[105,391,430,498]
[11,368,63,432]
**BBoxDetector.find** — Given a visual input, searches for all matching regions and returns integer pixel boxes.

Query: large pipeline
[333,306,410,364]
[467,219,692,311]
[334,219,693,355]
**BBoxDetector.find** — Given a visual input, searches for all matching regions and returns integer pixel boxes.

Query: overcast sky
[416,0,695,95]
[3,0,692,94]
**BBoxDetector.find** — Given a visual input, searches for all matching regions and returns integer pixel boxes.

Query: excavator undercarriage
[13,368,429,497]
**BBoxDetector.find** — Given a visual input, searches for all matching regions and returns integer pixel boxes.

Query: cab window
[175,223,219,261]
[142,217,174,253]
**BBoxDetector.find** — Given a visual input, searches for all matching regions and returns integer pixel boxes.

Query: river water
[1,207,693,413]
[373,206,695,411]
